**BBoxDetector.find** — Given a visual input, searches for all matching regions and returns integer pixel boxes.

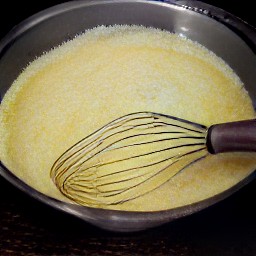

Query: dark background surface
[0,1,256,255]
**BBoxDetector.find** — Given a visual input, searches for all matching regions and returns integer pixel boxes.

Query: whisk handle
[207,119,256,154]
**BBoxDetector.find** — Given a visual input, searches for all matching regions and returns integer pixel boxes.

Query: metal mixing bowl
[0,0,255,232]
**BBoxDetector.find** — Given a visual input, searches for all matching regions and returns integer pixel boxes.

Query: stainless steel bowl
[0,0,255,232]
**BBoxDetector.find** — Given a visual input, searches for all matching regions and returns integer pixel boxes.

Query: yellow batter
[0,25,255,211]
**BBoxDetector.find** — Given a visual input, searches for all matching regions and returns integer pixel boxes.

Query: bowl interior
[1,1,256,102]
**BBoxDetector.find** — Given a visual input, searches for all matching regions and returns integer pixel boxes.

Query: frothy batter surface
[0,25,255,211]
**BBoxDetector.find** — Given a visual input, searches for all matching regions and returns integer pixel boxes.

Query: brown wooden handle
[206,119,256,154]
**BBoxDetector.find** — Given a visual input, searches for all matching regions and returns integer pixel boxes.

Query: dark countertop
[1,1,256,255]
[1,175,256,255]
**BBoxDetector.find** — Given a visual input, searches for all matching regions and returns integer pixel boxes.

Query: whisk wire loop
[51,112,208,206]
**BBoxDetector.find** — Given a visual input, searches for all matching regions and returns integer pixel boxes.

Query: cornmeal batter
[0,25,255,211]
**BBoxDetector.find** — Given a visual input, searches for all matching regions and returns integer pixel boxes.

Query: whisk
[50,112,256,207]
